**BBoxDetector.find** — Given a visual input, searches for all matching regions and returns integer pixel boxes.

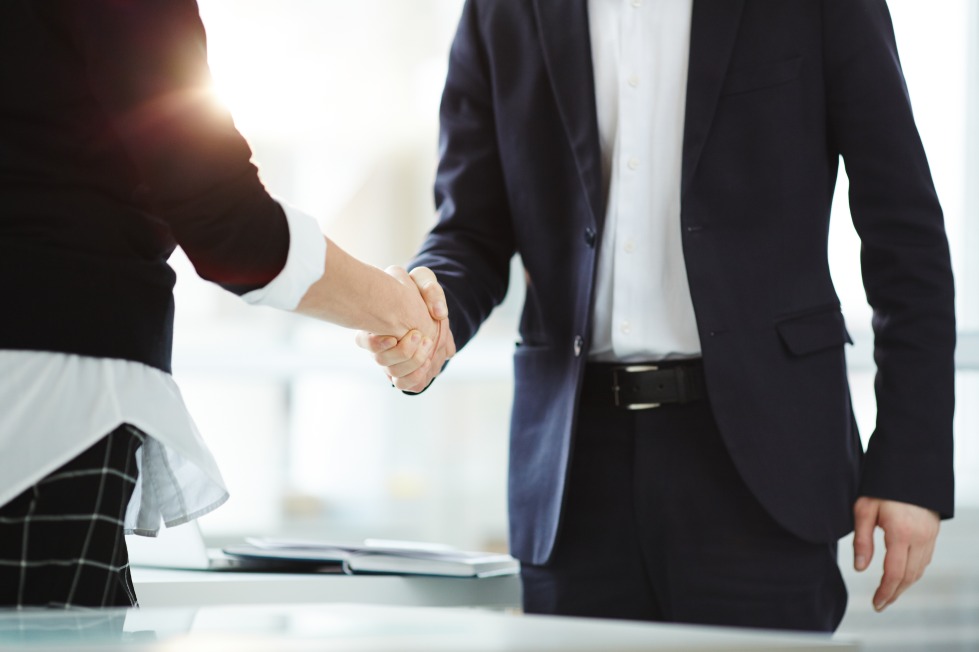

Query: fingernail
[855,555,866,570]
[411,332,421,344]
[433,301,447,318]
[421,338,433,351]
[874,601,886,612]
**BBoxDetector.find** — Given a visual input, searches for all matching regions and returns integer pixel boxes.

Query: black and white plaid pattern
[0,425,144,609]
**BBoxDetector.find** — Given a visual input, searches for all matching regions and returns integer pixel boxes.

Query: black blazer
[413,0,956,565]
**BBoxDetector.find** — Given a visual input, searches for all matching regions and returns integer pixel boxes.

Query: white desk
[132,567,521,610]
[0,603,860,651]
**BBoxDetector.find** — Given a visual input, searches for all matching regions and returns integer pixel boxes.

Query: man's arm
[823,0,956,610]
[358,0,516,390]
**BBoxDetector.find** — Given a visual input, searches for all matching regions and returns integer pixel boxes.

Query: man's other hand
[852,496,940,612]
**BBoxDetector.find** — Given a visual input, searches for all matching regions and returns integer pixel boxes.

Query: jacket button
[573,335,584,357]
[584,228,596,247]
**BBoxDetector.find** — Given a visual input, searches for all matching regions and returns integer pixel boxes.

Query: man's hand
[355,267,456,393]
[852,496,940,612]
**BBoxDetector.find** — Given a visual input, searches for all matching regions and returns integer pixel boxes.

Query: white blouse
[0,202,326,536]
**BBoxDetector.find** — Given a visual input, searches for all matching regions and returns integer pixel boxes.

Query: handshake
[354,266,456,394]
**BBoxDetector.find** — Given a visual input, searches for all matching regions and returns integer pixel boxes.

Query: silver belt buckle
[612,365,661,410]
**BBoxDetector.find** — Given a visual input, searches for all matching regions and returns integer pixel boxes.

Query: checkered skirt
[0,425,144,608]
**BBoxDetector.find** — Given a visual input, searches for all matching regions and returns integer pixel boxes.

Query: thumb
[409,267,448,320]
[383,265,412,286]
[853,496,879,572]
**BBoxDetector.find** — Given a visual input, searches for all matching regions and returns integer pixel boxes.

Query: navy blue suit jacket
[412,0,955,565]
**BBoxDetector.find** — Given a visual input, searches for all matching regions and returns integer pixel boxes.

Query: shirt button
[623,239,635,254]
[574,335,584,357]
[628,75,640,88]
[620,321,631,335]
[631,0,642,7]
[627,158,640,171]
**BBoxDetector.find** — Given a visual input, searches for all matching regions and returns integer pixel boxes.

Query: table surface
[0,603,860,651]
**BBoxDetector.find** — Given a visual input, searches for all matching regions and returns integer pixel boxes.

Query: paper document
[223,538,520,578]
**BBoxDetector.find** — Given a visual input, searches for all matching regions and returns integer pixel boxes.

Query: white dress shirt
[0,203,325,536]
[588,0,701,362]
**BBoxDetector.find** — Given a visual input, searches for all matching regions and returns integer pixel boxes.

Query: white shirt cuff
[240,201,326,310]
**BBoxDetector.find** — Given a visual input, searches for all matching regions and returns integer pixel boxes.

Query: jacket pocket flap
[722,56,802,96]
[776,309,852,356]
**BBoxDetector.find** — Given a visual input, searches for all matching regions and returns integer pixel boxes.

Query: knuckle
[914,565,928,582]
[855,509,876,524]
[397,374,418,390]
[892,524,913,542]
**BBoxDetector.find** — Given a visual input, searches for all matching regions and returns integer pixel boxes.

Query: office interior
[19,1,972,650]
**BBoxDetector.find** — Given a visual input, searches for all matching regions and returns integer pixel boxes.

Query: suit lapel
[682,0,745,198]
[533,0,605,228]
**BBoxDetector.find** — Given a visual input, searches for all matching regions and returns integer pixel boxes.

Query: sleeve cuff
[240,201,326,310]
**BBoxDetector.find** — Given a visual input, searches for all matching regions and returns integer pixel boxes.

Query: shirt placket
[611,0,644,355]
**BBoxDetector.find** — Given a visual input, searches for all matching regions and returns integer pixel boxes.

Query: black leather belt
[580,360,706,410]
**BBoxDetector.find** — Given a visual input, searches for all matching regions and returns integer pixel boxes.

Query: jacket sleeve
[40,0,290,294]
[410,0,517,350]
[823,0,956,517]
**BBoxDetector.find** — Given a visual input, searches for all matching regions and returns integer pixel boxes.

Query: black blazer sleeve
[410,0,518,350]
[824,0,956,517]
[37,0,289,293]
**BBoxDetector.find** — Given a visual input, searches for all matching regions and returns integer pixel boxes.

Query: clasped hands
[356,266,455,393]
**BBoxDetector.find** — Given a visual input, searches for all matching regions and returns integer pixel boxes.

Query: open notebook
[127,525,518,578]
[223,538,520,578]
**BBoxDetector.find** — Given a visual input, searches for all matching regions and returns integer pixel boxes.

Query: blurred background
[174,0,978,580]
[179,0,512,550]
